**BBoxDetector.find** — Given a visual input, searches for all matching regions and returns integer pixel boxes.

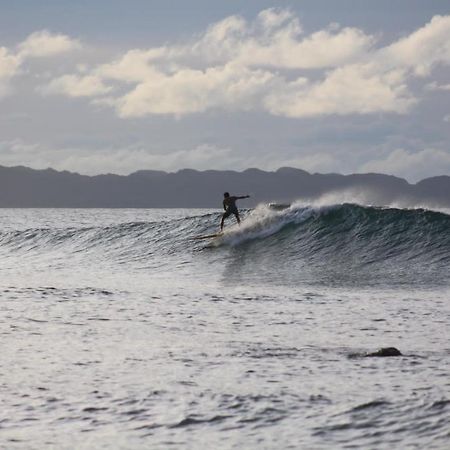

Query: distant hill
[0,165,449,208]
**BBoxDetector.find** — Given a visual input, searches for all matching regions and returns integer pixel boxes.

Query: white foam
[215,196,450,247]
[218,203,332,246]
[297,190,450,215]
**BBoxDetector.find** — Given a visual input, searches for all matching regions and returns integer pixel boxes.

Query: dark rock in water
[366,347,402,357]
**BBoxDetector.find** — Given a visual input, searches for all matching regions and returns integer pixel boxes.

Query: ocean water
[1,203,449,449]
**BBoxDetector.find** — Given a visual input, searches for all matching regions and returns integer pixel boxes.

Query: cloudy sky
[0,0,449,181]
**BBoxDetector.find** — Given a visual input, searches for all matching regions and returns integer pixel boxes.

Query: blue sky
[0,0,449,181]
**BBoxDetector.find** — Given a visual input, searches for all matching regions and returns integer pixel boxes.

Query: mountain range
[1,165,449,208]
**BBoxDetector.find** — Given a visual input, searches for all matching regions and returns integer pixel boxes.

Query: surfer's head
[224,192,230,198]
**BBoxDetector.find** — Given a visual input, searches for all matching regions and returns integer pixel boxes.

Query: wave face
[1,204,449,287]
[219,203,450,261]
[206,203,450,287]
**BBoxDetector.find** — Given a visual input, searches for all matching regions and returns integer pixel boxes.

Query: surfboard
[192,232,223,240]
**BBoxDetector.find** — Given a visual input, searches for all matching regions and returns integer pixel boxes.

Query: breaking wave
[1,203,449,286]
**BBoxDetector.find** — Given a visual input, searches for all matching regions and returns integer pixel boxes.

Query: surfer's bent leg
[228,206,240,225]
[221,209,232,230]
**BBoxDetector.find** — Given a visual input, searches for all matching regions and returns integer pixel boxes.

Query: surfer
[220,192,250,231]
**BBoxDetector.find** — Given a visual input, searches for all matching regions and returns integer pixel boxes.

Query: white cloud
[39,74,112,97]
[264,64,414,118]
[0,30,81,99]
[3,11,450,119]
[97,49,164,84]
[0,137,337,176]
[0,136,346,176]
[115,63,275,117]
[2,137,449,181]
[190,8,374,69]
[17,30,81,59]
[35,8,375,118]
[49,145,232,175]
[262,14,450,118]
[0,47,20,79]
[82,10,448,118]
[360,148,450,182]
[444,114,450,122]
[426,81,450,91]
[0,47,21,97]
[0,139,42,164]
[237,25,374,70]
[0,139,238,175]
[380,15,450,76]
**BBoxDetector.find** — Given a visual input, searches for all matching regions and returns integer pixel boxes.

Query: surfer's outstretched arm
[237,195,250,199]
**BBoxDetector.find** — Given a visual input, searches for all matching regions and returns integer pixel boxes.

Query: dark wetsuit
[221,194,249,230]
[223,196,239,218]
